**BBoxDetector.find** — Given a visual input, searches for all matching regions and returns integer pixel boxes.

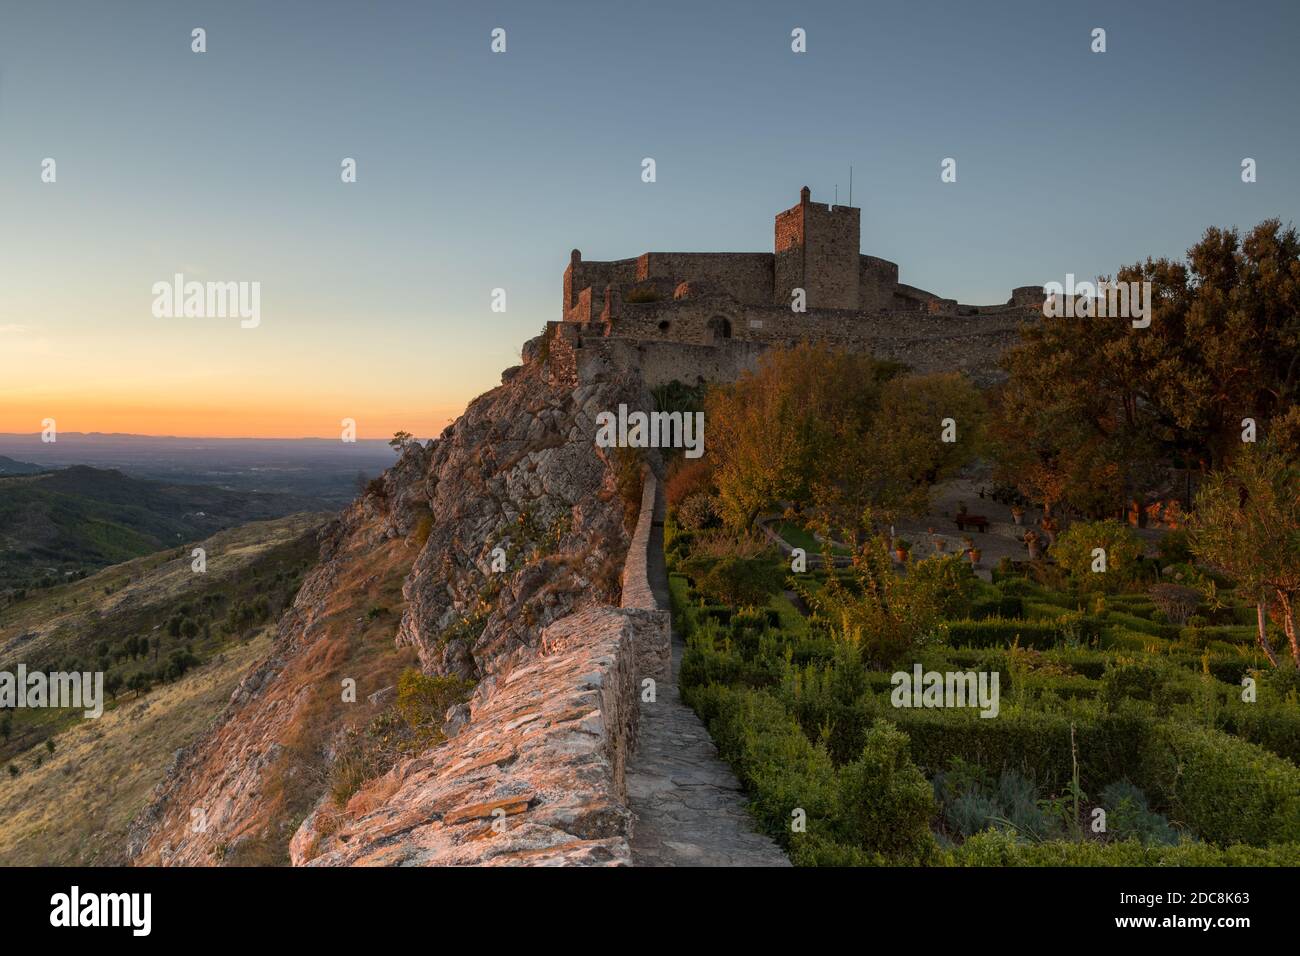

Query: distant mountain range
[0,432,400,505]
[0,465,327,592]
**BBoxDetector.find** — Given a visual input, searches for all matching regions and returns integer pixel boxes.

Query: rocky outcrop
[292,604,655,866]
[128,346,655,866]
[397,356,648,682]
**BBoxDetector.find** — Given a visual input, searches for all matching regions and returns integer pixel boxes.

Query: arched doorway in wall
[706,315,733,343]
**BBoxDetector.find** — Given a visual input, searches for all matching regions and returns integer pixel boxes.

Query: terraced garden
[666,516,1300,867]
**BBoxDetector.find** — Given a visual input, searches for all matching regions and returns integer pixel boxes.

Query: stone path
[626,491,790,867]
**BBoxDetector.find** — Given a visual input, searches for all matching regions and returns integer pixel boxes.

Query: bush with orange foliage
[666,455,714,510]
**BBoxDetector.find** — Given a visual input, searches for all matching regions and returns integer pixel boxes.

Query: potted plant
[1024,529,1042,560]
[969,546,982,566]
[1040,515,1058,546]
[893,537,911,562]
[933,537,947,554]
[1010,505,1024,526]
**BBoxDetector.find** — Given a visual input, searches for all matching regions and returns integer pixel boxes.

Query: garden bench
[954,514,990,533]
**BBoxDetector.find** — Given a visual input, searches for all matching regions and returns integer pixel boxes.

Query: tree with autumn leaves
[704,343,984,539]
[1188,443,1300,668]
[991,219,1300,521]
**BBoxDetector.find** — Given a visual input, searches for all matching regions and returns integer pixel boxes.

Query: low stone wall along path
[625,479,790,867]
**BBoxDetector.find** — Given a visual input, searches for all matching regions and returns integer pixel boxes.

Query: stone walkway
[626,490,790,867]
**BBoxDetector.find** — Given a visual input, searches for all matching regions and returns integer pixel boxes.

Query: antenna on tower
[834,184,838,207]
[849,165,853,207]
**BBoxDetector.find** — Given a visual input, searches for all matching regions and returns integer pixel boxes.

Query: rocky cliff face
[397,351,645,682]
[129,342,652,865]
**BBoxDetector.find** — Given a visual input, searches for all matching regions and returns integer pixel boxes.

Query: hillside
[0,465,323,593]
[0,512,330,762]
[0,433,396,506]
[0,512,330,865]
[0,631,273,866]
[0,456,43,476]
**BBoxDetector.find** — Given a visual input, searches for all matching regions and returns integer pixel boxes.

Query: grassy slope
[0,512,327,664]
[0,512,337,865]
[0,631,272,866]
[0,466,322,590]
[0,512,328,760]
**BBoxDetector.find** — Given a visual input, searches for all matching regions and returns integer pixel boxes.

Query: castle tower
[773,185,861,310]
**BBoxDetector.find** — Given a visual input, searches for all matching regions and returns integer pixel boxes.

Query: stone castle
[544,186,1044,387]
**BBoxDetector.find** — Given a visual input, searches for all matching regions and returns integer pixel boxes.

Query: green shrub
[677,493,721,531]
[996,577,1042,598]
[970,595,1024,620]
[1053,520,1145,591]
[1106,611,1180,639]
[1136,723,1300,846]
[1099,780,1180,845]
[1178,625,1258,647]
[1100,661,1179,714]
[1158,529,1193,566]
[946,618,1064,651]
[687,684,840,845]
[946,829,1300,866]
[887,707,1150,795]
[907,553,979,619]
[833,721,938,862]
[395,668,474,738]
[1222,705,1300,764]
[687,685,940,865]
[699,555,786,607]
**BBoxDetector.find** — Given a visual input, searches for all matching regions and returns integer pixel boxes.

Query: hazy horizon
[0,430,404,443]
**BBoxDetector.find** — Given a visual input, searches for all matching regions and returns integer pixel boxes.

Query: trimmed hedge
[1220,704,1300,765]
[970,595,1025,621]
[685,682,938,864]
[946,617,1067,650]
[1107,611,1180,639]
[947,830,1300,866]
[885,706,1150,794]
[667,572,695,636]
[1178,625,1259,647]
[1135,723,1300,846]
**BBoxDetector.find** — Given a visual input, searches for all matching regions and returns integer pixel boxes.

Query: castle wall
[859,255,901,311]
[564,257,639,312]
[635,252,773,306]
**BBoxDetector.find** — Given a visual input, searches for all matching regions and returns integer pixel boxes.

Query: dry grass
[0,513,328,664]
[0,630,273,866]
[222,535,418,866]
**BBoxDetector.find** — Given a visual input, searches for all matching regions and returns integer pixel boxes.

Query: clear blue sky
[1,0,1295,436]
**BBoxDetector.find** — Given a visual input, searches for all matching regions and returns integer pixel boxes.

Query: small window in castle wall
[749,319,763,329]
[658,320,670,332]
